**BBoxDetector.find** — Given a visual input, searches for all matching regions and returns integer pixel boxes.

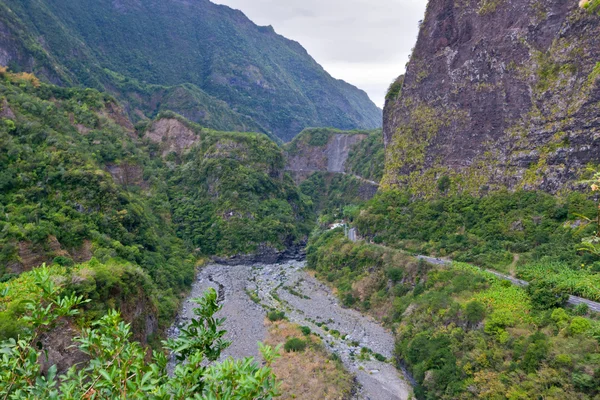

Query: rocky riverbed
[169,260,412,399]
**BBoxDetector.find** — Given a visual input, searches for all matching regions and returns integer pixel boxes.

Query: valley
[1,0,600,398]
[169,260,413,400]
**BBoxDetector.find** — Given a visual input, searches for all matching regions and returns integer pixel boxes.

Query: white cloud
[212,0,426,108]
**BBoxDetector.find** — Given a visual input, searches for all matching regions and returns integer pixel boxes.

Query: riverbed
[168,260,412,400]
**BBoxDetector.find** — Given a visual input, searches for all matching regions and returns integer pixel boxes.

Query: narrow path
[416,255,600,312]
[169,261,412,400]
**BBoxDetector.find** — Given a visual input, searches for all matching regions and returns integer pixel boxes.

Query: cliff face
[285,128,369,179]
[383,0,600,195]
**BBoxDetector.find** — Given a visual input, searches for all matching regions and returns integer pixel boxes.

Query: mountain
[284,127,383,213]
[382,0,600,195]
[0,0,382,141]
[0,70,312,343]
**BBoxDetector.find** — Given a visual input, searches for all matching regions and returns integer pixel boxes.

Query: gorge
[1,0,600,399]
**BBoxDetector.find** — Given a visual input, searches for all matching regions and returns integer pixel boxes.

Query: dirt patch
[266,320,355,400]
[145,118,199,157]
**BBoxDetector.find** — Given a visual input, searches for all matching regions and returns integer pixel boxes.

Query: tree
[526,281,569,310]
[0,266,280,399]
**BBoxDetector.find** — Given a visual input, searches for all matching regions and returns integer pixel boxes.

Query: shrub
[284,338,306,353]
[484,309,515,336]
[551,308,570,327]
[465,300,486,325]
[53,256,74,267]
[573,303,589,316]
[527,281,569,310]
[300,326,311,335]
[374,353,387,362]
[385,267,404,284]
[267,310,285,322]
[569,317,592,335]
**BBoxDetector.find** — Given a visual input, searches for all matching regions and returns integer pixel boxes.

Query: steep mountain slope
[284,128,383,214]
[0,0,382,141]
[382,0,600,195]
[0,70,313,335]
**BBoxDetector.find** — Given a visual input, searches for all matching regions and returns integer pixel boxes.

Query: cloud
[212,0,427,107]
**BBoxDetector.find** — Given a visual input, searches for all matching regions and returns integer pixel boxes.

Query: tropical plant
[0,267,280,399]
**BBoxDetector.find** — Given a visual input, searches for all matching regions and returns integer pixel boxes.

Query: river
[168,260,413,400]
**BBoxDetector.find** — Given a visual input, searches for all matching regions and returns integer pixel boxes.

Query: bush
[385,267,403,284]
[574,303,589,316]
[374,353,387,362]
[284,338,306,353]
[465,300,486,325]
[527,281,569,310]
[267,310,285,322]
[300,326,311,335]
[569,317,591,335]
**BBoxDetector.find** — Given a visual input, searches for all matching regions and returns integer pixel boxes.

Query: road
[416,256,600,312]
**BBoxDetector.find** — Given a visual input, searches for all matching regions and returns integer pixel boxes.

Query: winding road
[416,256,600,313]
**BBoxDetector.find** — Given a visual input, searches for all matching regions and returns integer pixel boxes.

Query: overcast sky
[212,0,427,108]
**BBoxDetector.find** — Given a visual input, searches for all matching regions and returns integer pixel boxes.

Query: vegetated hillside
[284,127,383,215]
[0,0,382,141]
[0,69,314,341]
[354,189,598,270]
[382,0,600,195]
[307,230,600,399]
[0,68,193,348]
[150,117,314,256]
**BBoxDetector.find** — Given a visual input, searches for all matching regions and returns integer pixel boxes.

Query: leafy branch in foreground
[0,266,280,399]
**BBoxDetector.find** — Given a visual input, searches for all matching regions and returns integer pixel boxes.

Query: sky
[211,0,427,108]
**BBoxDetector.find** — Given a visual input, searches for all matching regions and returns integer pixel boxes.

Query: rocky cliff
[285,128,370,179]
[383,0,600,196]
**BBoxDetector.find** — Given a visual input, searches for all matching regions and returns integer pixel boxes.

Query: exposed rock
[38,321,88,376]
[383,0,600,195]
[210,243,306,266]
[145,118,199,157]
[106,162,146,187]
[12,241,50,274]
[286,132,368,176]
[0,98,15,119]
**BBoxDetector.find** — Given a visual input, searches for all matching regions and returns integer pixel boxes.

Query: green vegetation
[385,76,404,102]
[268,311,286,322]
[0,69,314,335]
[284,337,307,353]
[167,122,313,256]
[0,0,381,141]
[345,129,385,182]
[353,189,597,271]
[0,268,280,399]
[519,262,600,301]
[299,173,374,218]
[581,0,600,14]
[0,72,194,324]
[307,230,600,399]
[285,127,376,155]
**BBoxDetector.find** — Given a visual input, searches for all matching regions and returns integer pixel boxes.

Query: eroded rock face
[0,98,15,119]
[286,133,367,176]
[383,0,600,195]
[106,162,145,187]
[145,118,200,156]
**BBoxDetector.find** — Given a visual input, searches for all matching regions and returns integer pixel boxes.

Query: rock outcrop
[383,0,600,195]
[285,128,370,181]
[145,117,200,157]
